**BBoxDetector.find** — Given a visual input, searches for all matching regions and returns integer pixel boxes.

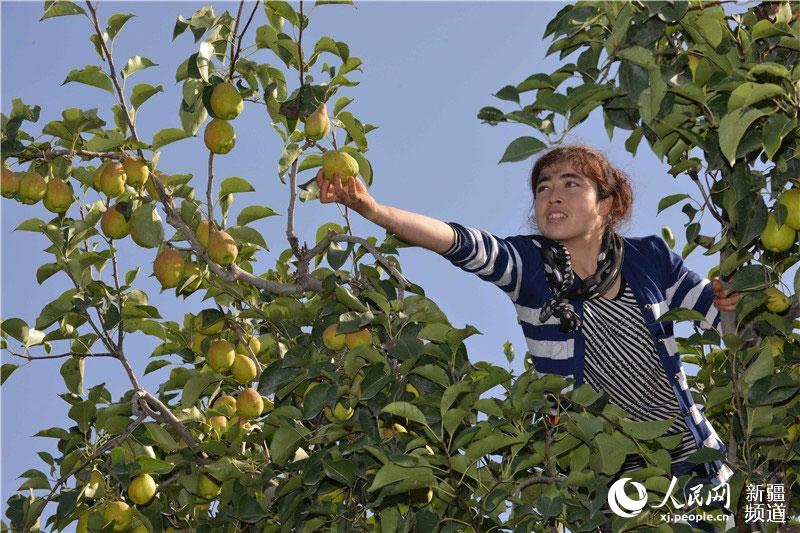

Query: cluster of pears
[204,82,243,155]
[2,160,74,213]
[321,322,372,351]
[73,470,157,532]
[205,334,261,385]
[207,387,270,436]
[760,189,800,252]
[152,247,204,295]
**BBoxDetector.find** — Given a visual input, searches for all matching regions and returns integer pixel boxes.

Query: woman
[316,144,738,528]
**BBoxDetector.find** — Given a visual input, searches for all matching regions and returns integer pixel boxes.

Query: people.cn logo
[608,478,649,518]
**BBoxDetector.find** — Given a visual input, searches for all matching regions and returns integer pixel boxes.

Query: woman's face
[534,160,612,243]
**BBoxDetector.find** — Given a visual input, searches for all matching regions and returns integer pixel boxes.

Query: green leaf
[181,370,220,408]
[152,128,191,150]
[498,136,546,163]
[144,422,179,452]
[60,357,84,396]
[227,226,268,250]
[657,193,690,214]
[620,418,674,440]
[727,82,785,113]
[137,456,175,475]
[107,13,135,41]
[122,56,157,79]
[270,423,307,466]
[144,360,170,375]
[333,96,352,116]
[338,112,367,151]
[220,177,255,194]
[62,65,113,93]
[237,206,279,226]
[729,264,771,292]
[368,464,434,492]
[278,143,302,180]
[85,130,126,152]
[593,433,626,475]
[130,204,164,249]
[382,401,427,426]
[1,363,20,385]
[15,218,47,232]
[323,459,356,487]
[719,107,769,167]
[656,307,707,324]
[36,263,61,284]
[131,83,164,110]
[41,1,86,20]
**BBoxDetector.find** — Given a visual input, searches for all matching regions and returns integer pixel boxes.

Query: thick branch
[141,391,203,454]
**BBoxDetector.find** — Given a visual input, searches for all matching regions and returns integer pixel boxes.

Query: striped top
[582,278,696,471]
[439,222,734,486]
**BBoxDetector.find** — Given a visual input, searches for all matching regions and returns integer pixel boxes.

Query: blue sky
[1,0,757,523]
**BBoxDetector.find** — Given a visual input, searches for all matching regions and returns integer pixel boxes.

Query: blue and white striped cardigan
[441,222,734,487]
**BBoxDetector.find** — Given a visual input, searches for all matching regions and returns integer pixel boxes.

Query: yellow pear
[204,118,236,154]
[194,309,225,335]
[207,229,238,265]
[345,329,372,349]
[99,161,127,197]
[231,353,258,384]
[197,472,222,499]
[92,161,107,190]
[304,103,330,141]
[213,395,237,416]
[208,415,228,436]
[121,155,149,188]
[236,334,261,356]
[102,501,132,532]
[210,82,244,120]
[43,178,73,213]
[207,339,235,372]
[236,387,263,418]
[17,170,47,204]
[101,203,131,239]
[381,422,408,440]
[778,189,800,230]
[321,150,359,186]
[196,220,213,247]
[765,287,791,313]
[761,213,796,252]
[127,473,157,505]
[153,249,185,289]
[322,324,346,351]
[1,163,19,198]
[323,401,354,422]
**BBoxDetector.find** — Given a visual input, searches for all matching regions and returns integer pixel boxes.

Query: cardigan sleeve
[655,236,720,330]
[439,222,526,302]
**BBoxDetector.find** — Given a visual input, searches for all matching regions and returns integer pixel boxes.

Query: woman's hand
[711,277,739,312]
[316,169,377,218]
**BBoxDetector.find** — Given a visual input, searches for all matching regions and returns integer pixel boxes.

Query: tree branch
[6,350,115,361]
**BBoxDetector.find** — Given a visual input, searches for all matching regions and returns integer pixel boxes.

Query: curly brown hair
[529,143,634,232]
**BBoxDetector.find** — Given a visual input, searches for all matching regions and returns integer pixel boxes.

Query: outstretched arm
[316,170,455,254]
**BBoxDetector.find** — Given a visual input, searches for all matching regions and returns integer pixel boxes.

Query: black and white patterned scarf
[532,228,624,333]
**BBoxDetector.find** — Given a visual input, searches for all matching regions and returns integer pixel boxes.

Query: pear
[236,334,261,356]
[127,474,157,505]
[43,178,73,213]
[778,189,800,230]
[153,249,185,289]
[209,82,244,120]
[99,161,127,197]
[231,352,258,384]
[322,324,346,351]
[121,155,149,188]
[236,387,264,419]
[1,163,19,198]
[204,118,236,154]
[765,287,791,313]
[345,329,372,349]
[212,395,237,417]
[207,339,235,372]
[196,220,213,247]
[197,472,222,500]
[92,161,107,191]
[761,213,796,252]
[144,169,167,200]
[102,501,132,532]
[101,203,132,239]
[322,150,359,186]
[207,229,238,265]
[17,170,47,204]
[304,103,330,141]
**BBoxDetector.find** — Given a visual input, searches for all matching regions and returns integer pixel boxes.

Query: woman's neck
[562,232,605,278]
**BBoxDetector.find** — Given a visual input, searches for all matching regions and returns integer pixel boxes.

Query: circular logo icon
[607,477,648,518]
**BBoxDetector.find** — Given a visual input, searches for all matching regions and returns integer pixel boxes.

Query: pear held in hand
[322,150,359,186]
